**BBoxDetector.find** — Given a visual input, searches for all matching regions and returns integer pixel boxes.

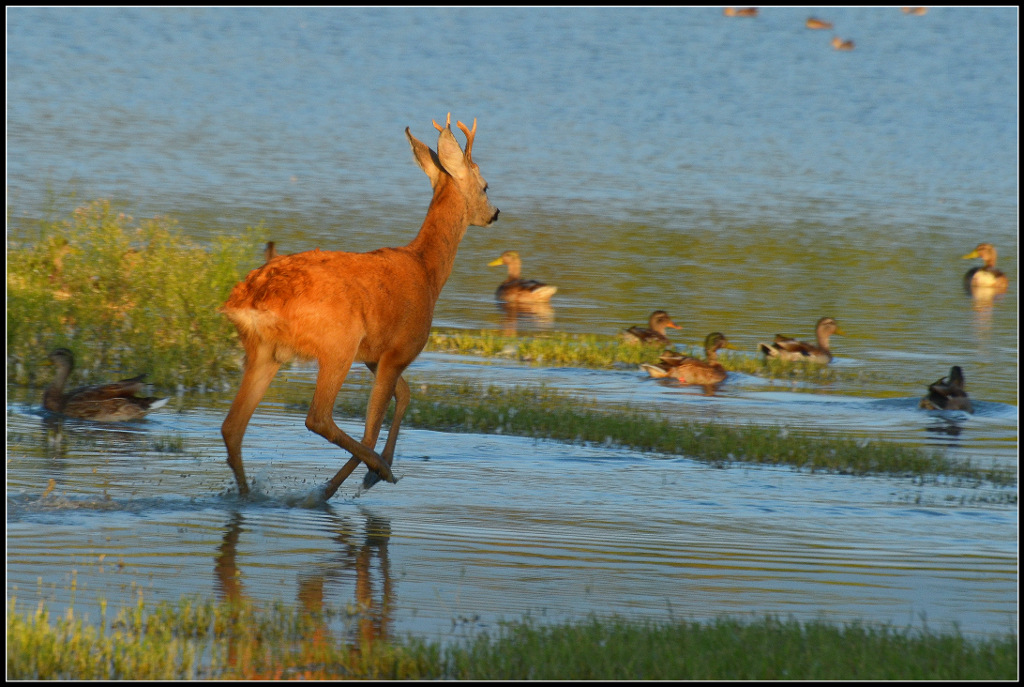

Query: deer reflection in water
[214,510,393,676]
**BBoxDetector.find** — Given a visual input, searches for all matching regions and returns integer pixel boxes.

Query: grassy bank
[318,382,1015,488]
[7,199,260,389]
[426,327,863,383]
[7,595,1016,680]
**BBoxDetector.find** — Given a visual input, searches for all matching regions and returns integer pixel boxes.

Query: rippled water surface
[6,6,1018,644]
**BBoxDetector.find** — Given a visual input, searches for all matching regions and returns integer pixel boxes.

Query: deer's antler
[457,118,477,162]
[432,112,452,133]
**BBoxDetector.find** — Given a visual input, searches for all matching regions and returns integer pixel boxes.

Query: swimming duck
[621,310,681,346]
[641,332,737,385]
[806,17,833,29]
[43,348,168,422]
[758,317,844,364]
[724,7,758,17]
[961,243,1009,295]
[264,241,279,263]
[488,251,557,304]
[832,36,855,50]
[919,366,973,413]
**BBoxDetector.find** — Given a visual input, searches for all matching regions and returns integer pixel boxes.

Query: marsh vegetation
[7,595,1017,680]
[7,202,1015,492]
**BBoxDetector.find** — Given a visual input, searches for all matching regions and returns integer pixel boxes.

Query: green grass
[7,199,261,390]
[427,327,864,383]
[7,595,1017,680]
[319,382,1015,488]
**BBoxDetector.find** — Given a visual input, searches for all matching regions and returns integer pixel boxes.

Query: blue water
[7,7,1017,230]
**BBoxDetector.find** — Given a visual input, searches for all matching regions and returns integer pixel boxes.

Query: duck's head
[47,348,75,371]
[650,310,681,330]
[948,365,966,388]
[962,243,997,265]
[488,250,520,268]
[705,332,737,352]
[816,317,845,337]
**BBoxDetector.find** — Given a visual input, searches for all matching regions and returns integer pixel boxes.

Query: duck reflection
[969,290,998,341]
[214,509,394,671]
[497,301,555,336]
[41,415,68,461]
[39,413,158,462]
[923,415,966,441]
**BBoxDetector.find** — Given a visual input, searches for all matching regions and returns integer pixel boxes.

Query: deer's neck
[408,183,469,301]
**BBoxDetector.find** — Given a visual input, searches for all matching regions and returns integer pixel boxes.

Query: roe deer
[220,114,499,498]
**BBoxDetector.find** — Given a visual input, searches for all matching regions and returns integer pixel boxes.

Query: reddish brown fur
[220,115,498,498]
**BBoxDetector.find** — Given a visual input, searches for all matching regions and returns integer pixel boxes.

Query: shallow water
[6,355,1018,643]
[6,7,1018,645]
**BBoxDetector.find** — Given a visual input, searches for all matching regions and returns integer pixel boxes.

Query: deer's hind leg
[222,341,281,495]
[307,356,396,499]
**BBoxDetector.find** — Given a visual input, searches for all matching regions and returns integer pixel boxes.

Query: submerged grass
[7,595,1017,680]
[7,199,261,390]
[322,382,1015,487]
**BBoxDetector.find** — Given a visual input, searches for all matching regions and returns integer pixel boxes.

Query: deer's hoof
[362,466,397,490]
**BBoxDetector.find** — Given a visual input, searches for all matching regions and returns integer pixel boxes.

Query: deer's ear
[436,127,470,180]
[407,128,445,186]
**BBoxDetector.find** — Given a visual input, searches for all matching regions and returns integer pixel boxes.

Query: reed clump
[7,596,1017,680]
[7,199,261,390]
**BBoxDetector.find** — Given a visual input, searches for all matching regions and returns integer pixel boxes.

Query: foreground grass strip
[322,383,1015,487]
[445,615,1018,680]
[8,597,1017,680]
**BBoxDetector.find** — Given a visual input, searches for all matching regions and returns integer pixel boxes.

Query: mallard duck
[641,332,737,385]
[961,243,1009,295]
[43,348,168,422]
[832,36,855,50]
[758,317,844,364]
[919,366,973,413]
[724,7,758,17]
[806,17,833,29]
[487,250,557,303]
[264,241,279,263]
[621,310,681,346]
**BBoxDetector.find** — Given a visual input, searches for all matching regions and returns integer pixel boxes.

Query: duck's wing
[499,279,557,302]
[640,362,673,378]
[923,375,973,413]
[770,336,814,354]
[658,349,691,365]
[623,326,652,342]
[65,374,149,403]
[668,358,728,385]
[922,386,973,413]
[63,395,168,421]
